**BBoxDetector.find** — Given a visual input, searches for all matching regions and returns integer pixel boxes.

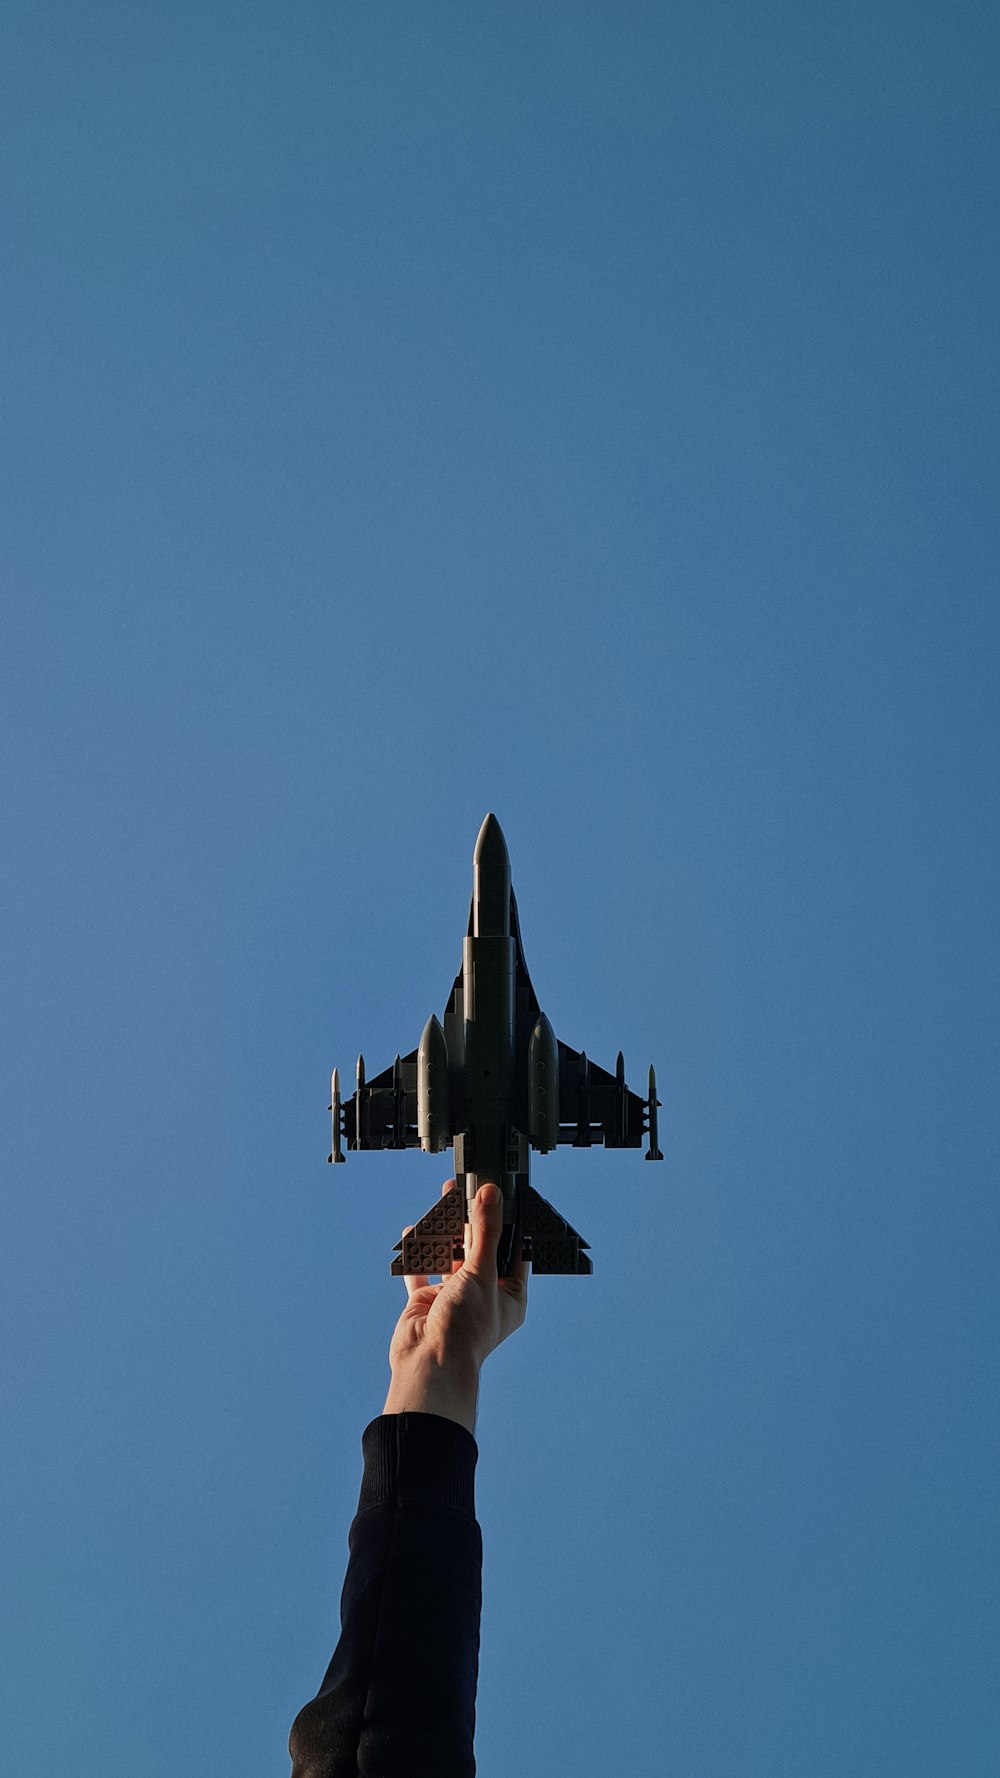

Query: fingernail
[479,1183,499,1207]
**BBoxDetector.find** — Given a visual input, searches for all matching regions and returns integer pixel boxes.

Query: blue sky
[1,4,997,1774]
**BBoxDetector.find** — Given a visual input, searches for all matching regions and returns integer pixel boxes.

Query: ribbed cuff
[358,1413,479,1519]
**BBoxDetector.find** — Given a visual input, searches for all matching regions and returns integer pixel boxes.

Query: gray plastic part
[417,1014,449,1153]
[327,1067,345,1163]
[528,1013,559,1151]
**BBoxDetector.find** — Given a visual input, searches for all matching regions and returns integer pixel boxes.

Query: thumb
[465,1182,502,1274]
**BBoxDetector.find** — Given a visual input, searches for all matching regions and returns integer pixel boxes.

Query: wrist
[383,1353,481,1435]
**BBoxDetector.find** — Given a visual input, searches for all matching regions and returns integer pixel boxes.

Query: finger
[400,1225,431,1298]
[463,1181,504,1277]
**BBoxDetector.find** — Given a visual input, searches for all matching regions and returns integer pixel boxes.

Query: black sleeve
[289,1412,483,1778]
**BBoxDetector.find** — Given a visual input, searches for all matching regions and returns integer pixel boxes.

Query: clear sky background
[1,4,997,1775]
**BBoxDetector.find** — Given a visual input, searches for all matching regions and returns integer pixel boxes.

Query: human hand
[383,1181,529,1430]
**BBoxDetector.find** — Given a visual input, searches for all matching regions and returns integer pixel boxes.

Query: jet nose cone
[473,813,512,935]
[474,811,509,869]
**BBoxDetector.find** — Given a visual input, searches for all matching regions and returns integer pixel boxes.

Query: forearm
[289,1413,482,1778]
[382,1353,481,1436]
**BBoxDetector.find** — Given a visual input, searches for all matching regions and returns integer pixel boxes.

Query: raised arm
[289,1182,528,1778]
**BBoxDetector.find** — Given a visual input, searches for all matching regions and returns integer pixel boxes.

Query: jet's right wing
[554,1041,663,1159]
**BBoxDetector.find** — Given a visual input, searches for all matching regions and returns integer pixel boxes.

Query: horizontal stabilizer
[388,1181,593,1276]
[517,1182,593,1274]
[390,1187,466,1277]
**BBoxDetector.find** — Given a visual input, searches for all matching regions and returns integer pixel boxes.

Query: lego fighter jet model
[328,813,663,1277]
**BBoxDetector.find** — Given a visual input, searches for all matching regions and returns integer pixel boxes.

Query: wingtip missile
[328,1066,345,1163]
[645,1063,664,1161]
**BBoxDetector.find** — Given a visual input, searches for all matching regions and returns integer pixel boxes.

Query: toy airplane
[328,813,663,1277]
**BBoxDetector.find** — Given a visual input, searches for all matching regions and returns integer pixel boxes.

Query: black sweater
[289,1412,482,1778]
